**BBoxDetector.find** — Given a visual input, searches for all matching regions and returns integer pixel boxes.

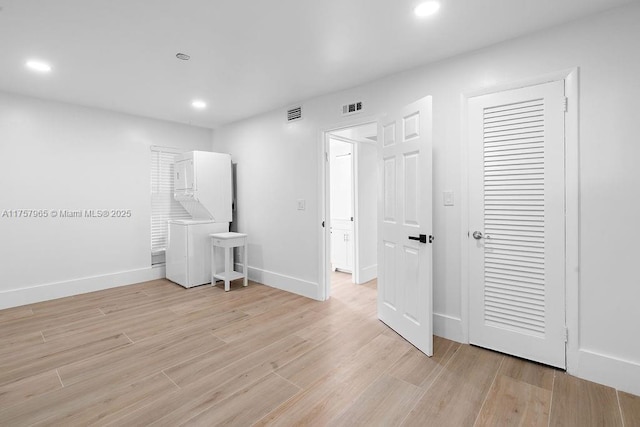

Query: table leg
[224,246,231,291]
[211,240,216,287]
[243,239,248,287]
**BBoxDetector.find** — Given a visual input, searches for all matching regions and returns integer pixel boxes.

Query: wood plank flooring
[0,272,638,426]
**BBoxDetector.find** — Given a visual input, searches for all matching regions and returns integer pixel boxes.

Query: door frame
[460,68,580,371]
[319,116,380,301]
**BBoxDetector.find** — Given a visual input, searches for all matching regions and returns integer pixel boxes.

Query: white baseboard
[236,263,320,300]
[0,266,166,310]
[434,312,464,343]
[358,264,377,284]
[571,348,640,396]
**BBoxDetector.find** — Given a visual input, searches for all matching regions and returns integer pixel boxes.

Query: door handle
[408,234,427,244]
[472,231,491,240]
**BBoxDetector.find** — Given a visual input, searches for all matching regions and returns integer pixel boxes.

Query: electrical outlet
[297,199,306,210]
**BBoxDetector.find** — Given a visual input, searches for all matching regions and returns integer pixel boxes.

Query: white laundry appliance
[166,151,232,288]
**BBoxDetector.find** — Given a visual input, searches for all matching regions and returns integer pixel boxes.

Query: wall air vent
[287,106,302,122]
[342,101,363,116]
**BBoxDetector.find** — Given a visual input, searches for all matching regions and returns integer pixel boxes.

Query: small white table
[210,232,248,291]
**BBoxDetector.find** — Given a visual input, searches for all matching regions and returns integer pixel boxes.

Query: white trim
[464,68,579,98]
[318,127,329,301]
[359,264,378,284]
[0,266,166,310]
[461,68,580,368]
[352,141,360,285]
[244,265,319,300]
[460,92,471,343]
[434,313,464,343]
[563,69,581,374]
[575,349,640,396]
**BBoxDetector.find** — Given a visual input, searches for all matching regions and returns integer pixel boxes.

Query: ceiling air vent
[287,106,302,122]
[342,101,363,116]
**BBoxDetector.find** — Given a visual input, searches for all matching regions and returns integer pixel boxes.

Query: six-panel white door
[377,96,433,356]
[468,81,566,368]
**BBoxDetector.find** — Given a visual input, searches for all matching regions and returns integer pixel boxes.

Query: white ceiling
[0,0,634,129]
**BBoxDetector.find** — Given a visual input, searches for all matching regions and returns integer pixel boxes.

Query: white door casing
[468,80,566,368]
[377,96,433,356]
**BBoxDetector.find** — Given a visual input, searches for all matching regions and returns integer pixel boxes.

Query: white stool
[210,232,248,291]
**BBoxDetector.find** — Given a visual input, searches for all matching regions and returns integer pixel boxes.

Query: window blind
[150,146,190,265]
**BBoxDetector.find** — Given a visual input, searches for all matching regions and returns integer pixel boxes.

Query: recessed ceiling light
[192,100,207,109]
[414,1,440,17]
[26,60,52,73]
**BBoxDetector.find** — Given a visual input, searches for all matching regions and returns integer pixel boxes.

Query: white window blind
[150,146,190,265]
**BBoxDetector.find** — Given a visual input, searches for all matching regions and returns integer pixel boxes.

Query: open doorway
[324,122,378,298]
[329,138,354,278]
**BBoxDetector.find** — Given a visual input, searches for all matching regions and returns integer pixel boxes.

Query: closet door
[468,80,566,368]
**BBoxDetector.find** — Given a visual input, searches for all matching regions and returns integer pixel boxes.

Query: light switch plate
[443,191,454,206]
[297,199,306,210]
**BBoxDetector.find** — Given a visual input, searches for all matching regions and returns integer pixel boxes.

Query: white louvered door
[468,81,566,368]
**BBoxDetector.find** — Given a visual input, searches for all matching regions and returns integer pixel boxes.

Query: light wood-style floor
[0,272,638,426]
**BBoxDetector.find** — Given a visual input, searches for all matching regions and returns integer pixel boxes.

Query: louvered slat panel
[484,197,544,203]
[486,297,544,315]
[485,219,543,227]
[486,286,545,303]
[485,310,545,332]
[150,148,190,259]
[485,159,544,168]
[486,254,544,269]
[484,150,544,161]
[483,98,546,337]
[483,101,543,116]
[485,261,544,275]
[484,142,544,153]
[487,249,544,261]
[485,298,544,315]
[484,123,544,135]
[484,231,544,241]
[487,239,545,250]
[484,282,545,299]
[484,113,544,125]
[485,270,545,286]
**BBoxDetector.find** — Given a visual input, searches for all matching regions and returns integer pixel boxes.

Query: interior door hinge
[564,327,569,343]
[325,152,329,162]
[563,97,569,113]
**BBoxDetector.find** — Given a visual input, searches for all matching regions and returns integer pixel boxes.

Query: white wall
[0,92,212,308]
[213,3,640,395]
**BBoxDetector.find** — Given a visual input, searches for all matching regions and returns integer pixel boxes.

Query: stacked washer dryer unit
[166,151,232,288]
